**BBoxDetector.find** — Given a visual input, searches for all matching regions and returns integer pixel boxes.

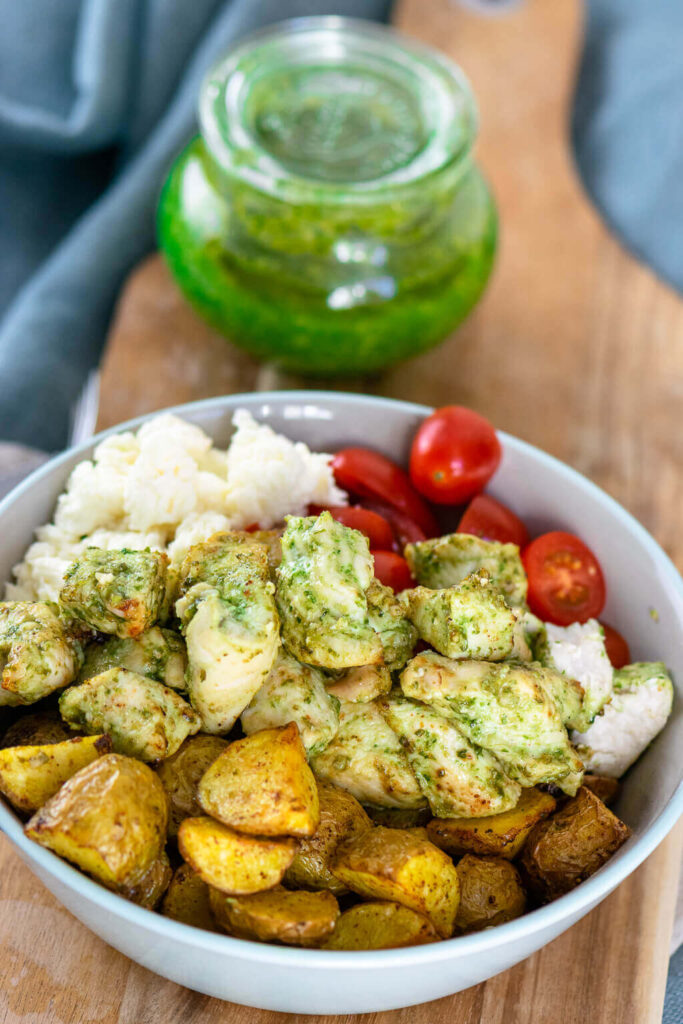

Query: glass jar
[158,18,497,375]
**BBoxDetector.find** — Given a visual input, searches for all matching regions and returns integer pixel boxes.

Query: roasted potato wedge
[25,753,168,891]
[156,734,229,836]
[0,734,112,812]
[161,863,219,931]
[285,781,372,894]
[331,826,460,938]
[198,723,319,837]
[210,887,339,946]
[582,774,621,807]
[455,855,526,932]
[520,787,631,900]
[324,900,439,950]
[119,851,172,909]
[1,709,73,749]
[178,816,296,895]
[426,787,557,860]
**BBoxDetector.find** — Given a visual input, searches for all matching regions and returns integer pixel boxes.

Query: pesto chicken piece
[366,580,417,670]
[60,548,169,639]
[59,668,201,761]
[311,699,426,810]
[241,650,340,756]
[79,627,187,690]
[572,661,674,778]
[0,601,83,706]
[276,513,382,670]
[508,609,546,663]
[176,532,280,734]
[325,664,392,704]
[405,533,527,608]
[378,692,521,818]
[540,619,613,725]
[401,652,583,794]
[403,571,515,661]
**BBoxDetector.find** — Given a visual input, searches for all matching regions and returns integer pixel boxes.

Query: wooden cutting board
[2,1,683,1021]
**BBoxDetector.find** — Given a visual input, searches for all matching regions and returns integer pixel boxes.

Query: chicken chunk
[176,532,280,734]
[541,619,613,725]
[405,533,527,608]
[241,650,340,756]
[79,627,187,690]
[401,652,583,793]
[311,699,426,810]
[276,513,382,670]
[0,601,83,706]
[403,570,515,661]
[325,665,392,704]
[366,580,417,671]
[378,692,521,818]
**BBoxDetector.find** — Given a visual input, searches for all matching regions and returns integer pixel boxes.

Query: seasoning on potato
[520,787,631,901]
[0,709,73,749]
[324,901,439,950]
[582,774,621,807]
[455,855,526,932]
[156,734,229,836]
[210,887,339,946]
[198,722,319,837]
[161,863,219,931]
[178,816,297,895]
[426,787,557,860]
[331,826,460,938]
[0,734,112,813]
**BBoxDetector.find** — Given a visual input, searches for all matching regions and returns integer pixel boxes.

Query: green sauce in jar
[158,18,497,374]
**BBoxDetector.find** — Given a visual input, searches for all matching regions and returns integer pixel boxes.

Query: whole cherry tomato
[332,448,438,537]
[522,531,606,625]
[458,493,529,547]
[601,623,631,669]
[356,498,427,548]
[308,505,395,551]
[371,550,416,592]
[409,405,502,504]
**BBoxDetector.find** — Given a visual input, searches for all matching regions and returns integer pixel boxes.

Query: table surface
[2,0,683,1021]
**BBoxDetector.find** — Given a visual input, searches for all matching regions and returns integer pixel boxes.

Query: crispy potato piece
[161,863,219,931]
[285,781,372,894]
[1,709,73,749]
[120,852,172,909]
[331,826,460,938]
[156,734,229,836]
[178,816,296,895]
[324,901,439,950]
[426,788,557,860]
[325,665,392,704]
[0,734,112,813]
[582,774,621,807]
[210,887,339,946]
[455,855,526,932]
[198,723,319,837]
[25,753,168,891]
[364,805,432,828]
[520,787,631,900]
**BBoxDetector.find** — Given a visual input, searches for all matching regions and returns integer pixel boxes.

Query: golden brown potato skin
[198,723,319,837]
[0,734,112,813]
[24,753,168,891]
[426,788,557,861]
[178,816,297,895]
[285,781,372,895]
[119,851,172,909]
[1,709,73,749]
[331,826,460,938]
[161,863,219,931]
[156,734,229,836]
[582,774,621,807]
[455,855,526,932]
[210,887,339,946]
[324,901,439,950]
[520,787,631,901]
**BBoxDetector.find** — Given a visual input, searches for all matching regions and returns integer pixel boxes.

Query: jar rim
[198,16,479,205]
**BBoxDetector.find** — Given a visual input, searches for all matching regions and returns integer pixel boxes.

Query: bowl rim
[1,389,682,969]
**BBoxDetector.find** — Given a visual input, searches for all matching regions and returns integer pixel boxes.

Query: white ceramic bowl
[1,392,682,1015]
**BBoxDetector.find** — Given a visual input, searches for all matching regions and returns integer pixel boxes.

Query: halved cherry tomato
[308,505,395,551]
[371,550,416,592]
[601,623,631,669]
[332,448,439,537]
[356,498,427,548]
[409,406,502,504]
[522,531,606,625]
[458,493,529,547]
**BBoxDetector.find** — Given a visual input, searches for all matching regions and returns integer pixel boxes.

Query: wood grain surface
[2,0,683,1022]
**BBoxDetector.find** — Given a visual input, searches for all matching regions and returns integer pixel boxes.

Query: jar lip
[199,16,478,204]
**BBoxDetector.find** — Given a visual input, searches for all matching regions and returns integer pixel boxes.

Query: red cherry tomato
[522,531,606,625]
[332,448,439,537]
[458,493,529,547]
[371,550,416,592]
[409,406,502,504]
[308,505,395,551]
[356,498,427,548]
[601,623,631,669]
